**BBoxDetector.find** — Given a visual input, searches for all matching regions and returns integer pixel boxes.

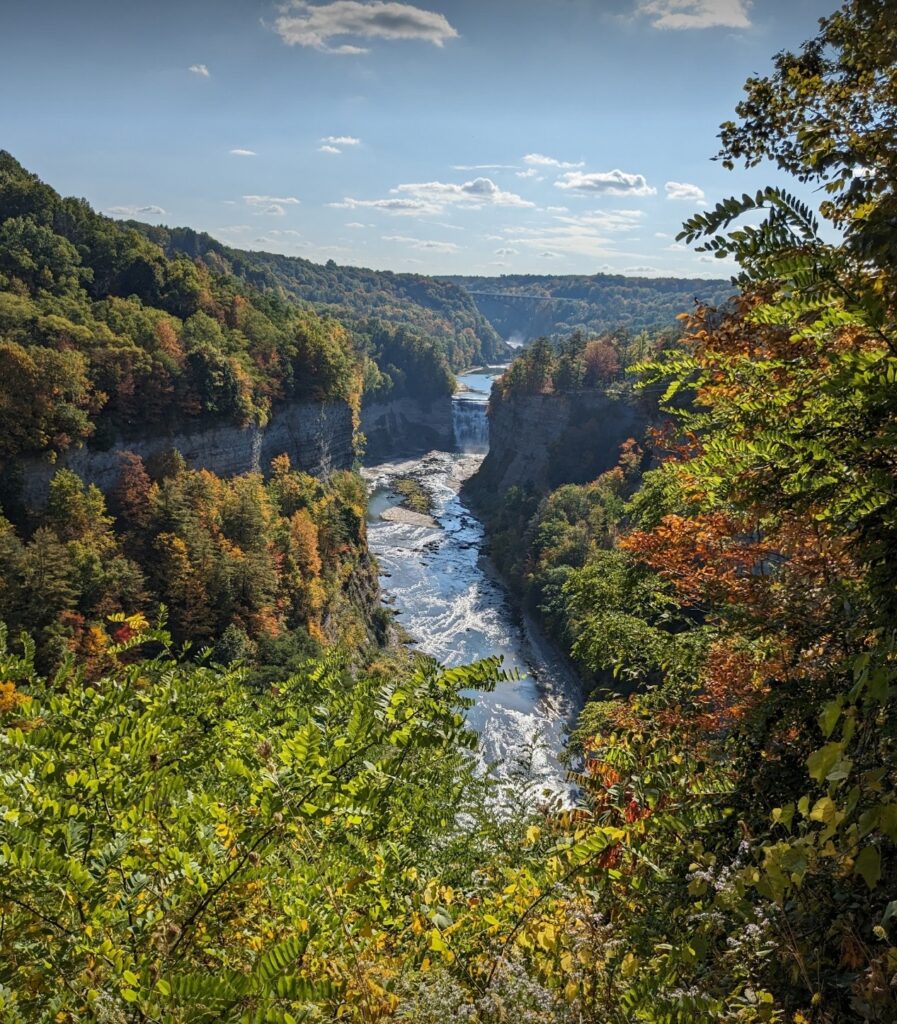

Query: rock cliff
[470,389,652,498]
[18,400,355,507]
[360,396,453,462]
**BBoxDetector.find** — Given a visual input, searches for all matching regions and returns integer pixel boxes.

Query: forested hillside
[445,271,732,341]
[0,454,377,677]
[136,223,507,371]
[1,2,896,1021]
[0,152,459,476]
[0,152,364,460]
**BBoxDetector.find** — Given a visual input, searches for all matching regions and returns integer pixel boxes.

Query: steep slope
[134,224,507,370]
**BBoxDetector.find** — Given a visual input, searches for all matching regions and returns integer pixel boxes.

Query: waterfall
[452,397,489,453]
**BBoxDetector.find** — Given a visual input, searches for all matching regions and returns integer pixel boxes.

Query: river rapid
[363,370,583,798]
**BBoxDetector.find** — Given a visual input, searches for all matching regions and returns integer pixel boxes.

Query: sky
[1,0,836,278]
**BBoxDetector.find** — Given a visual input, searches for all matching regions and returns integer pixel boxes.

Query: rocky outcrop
[18,400,355,507]
[360,396,453,462]
[470,389,652,498]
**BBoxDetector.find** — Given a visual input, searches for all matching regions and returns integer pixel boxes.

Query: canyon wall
[470,389,652,498]
[18,400,355,507]
[360,396,453,462]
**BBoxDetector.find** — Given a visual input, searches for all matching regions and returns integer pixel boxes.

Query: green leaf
[854,847,881,891]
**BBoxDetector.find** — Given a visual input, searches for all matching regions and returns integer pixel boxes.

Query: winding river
[364,370,583,796]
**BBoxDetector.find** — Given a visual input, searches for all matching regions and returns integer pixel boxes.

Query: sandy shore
[379,506,438,528]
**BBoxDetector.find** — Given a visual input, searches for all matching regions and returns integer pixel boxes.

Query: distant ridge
[443,272,733,342]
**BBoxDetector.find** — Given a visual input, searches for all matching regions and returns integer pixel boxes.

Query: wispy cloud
[665,180,707,203]
[394,177,535,208]
[495,247,519,256]
[331,197,441,215]
[516,168,543,180]
[318,135,362,154]
[636,0,752,31]
[504,224,616,260]
[382,234,460,253]
[189,63,210,77]
[230,148,257,157]
[333,176,534,216]
[273,1,459,55]
[243,195,301,206]
[452,163,518,171]
[243,194,301,216]
[555,209,645,232]
[555,169,656,197]
[107,204,166,217]
[524,153,584,170]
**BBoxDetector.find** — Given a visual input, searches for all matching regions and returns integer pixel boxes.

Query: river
[364,369,583,798]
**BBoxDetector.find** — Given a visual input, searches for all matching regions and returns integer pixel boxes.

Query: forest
[133,223,508,372]
[444,272,733,342]
[0,153,456,469]
[1,0,896,1021]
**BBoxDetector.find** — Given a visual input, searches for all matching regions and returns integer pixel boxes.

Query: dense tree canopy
[444,272,732,343]
[137,223,507,372]
[1,2,896,1020]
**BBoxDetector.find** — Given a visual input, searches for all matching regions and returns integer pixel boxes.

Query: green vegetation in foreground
[392,475,434,517]
[1,2,897,1021]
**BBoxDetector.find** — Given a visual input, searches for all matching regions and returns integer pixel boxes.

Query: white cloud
[665,180,707,202]
[331,196,441,215]
[345,221,370,228]
[189,63,210,77]
[556,169,656,196]
[495,247,519,256]
[322,135,362,146]
[636,0,752,30]
[516,168,543,180]
[504,223,617,260]
[540,251,561,259]
[334,176,534,216]
[319,145,342,154]
[555,209,645,232]
[230,148,257,157]
[654,231,672,238]
[107,204,166,217]
[452,163,518,171]
[273,1,459,55]
[524,153,585,170]
[243,195,301,206]
[382,234,460,253]
[394,176,535,208]
[243,195,301,217]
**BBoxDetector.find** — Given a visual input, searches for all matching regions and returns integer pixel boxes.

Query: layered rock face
[360,396,453,462]
[471,389,651,497]
[19,400,355,507]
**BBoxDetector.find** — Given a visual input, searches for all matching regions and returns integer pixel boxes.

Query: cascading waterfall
[452,396,489,453]
[364,368,581,799]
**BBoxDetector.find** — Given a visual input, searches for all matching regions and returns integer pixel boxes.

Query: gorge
[364,369,583,794]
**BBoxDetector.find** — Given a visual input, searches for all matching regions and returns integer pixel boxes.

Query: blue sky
[2,0,835,277]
